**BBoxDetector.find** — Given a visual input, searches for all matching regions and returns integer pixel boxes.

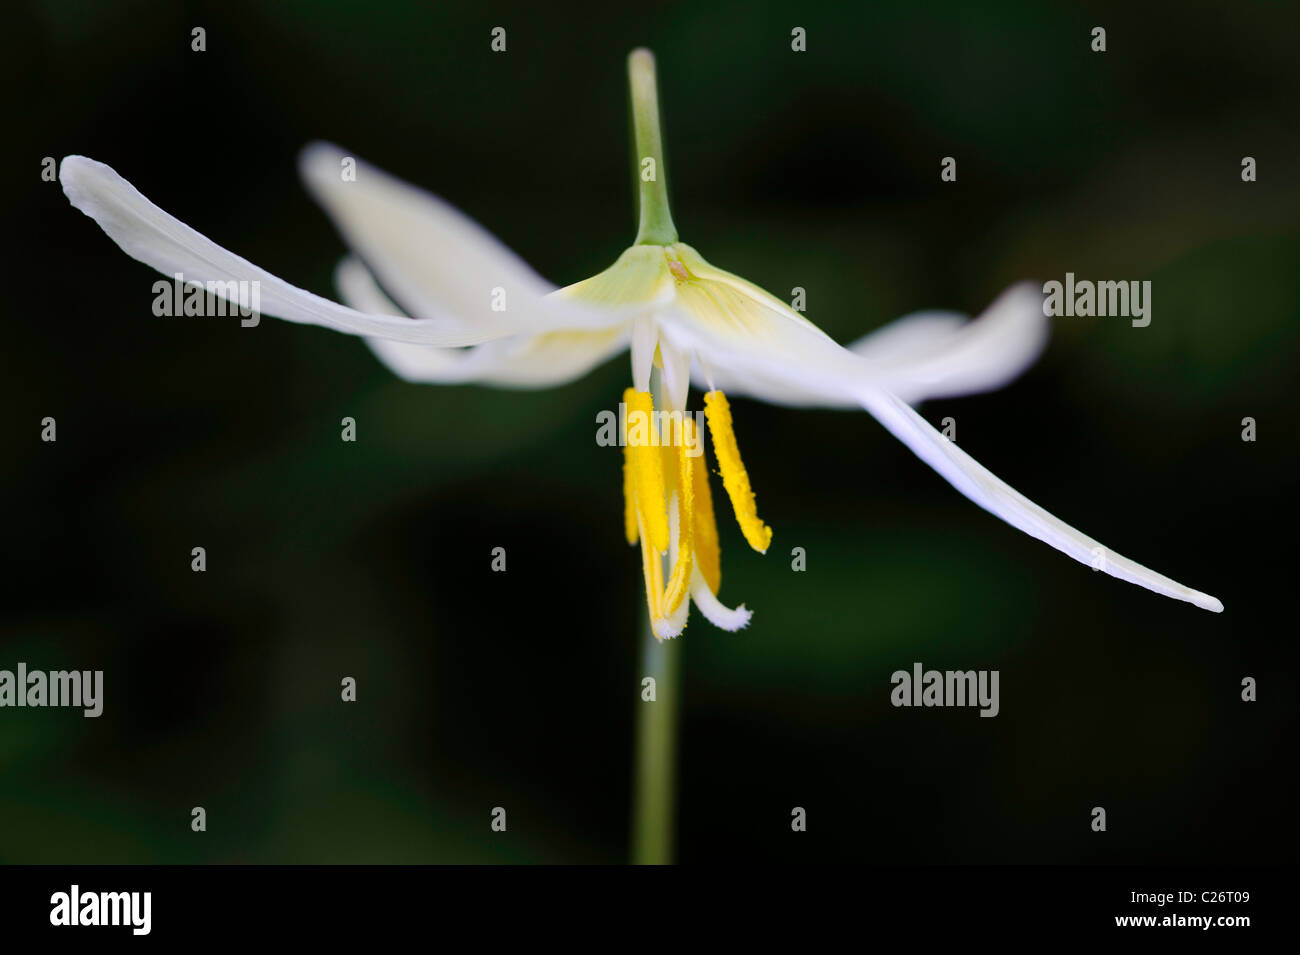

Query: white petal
[335,258,629,387]
[662,302,874,407]
[684,281,1048,409]
[300,143,627,335]
[656,244,966,409]
[847,311,967,362]
[60,155,625,346]
[857,390,1223,612]
[333,256,411,318]
[657,244,871,406]
[653,505,691,640]
[848,283,1048,404]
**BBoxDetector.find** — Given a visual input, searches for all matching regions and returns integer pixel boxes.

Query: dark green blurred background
[3,0,1296,863]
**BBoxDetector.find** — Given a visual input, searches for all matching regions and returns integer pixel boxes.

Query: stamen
[626,388,670,553]
[657,336,692,414]
[691,433,722,593]
[659,416,678,500]
[653,584,690,639]
[689,567,752,631]
[662,419,697,614]
[636,510,664,622]
[629,318,656,392]
[621,437,638,546]
[703,390,773,554]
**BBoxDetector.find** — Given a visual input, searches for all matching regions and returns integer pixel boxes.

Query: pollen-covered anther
[661,418,698,615]
[690,427,722,593]
[621,432,638,546]
[624,388,670,553]
[703,390,773,553]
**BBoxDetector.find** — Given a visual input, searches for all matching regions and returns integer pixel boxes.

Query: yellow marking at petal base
[662,420,698,614]
[691,437,722,593]
[626,389,669,553]
[703,390,773,554]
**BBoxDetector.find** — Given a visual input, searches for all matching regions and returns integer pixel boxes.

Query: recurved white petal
[846,311,967,363]
[671,255,1219,612]
[60,155,625,346]
[300,143,633,335]
[335,258,630,387]
[848,283,1048,404]
[690,281,1048,408]
[658,243,887,406]
[857,390,1223,612]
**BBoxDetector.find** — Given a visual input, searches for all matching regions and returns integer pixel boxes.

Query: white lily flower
[59,48,1222,640]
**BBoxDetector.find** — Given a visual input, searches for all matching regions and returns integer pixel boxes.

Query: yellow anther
[625,388,669,553]
[662,419,697,615]
[621,437,638,546]
[636,511,664,621]
[691,436,722,593]
[659,427,678,500]
[703,390,772,554]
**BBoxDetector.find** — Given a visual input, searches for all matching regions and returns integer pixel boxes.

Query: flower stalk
[629,48,678,246]
[631,572,681,864]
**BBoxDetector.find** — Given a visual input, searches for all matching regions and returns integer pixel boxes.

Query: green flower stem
[631,610,680,864]
[628,48,679,246]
